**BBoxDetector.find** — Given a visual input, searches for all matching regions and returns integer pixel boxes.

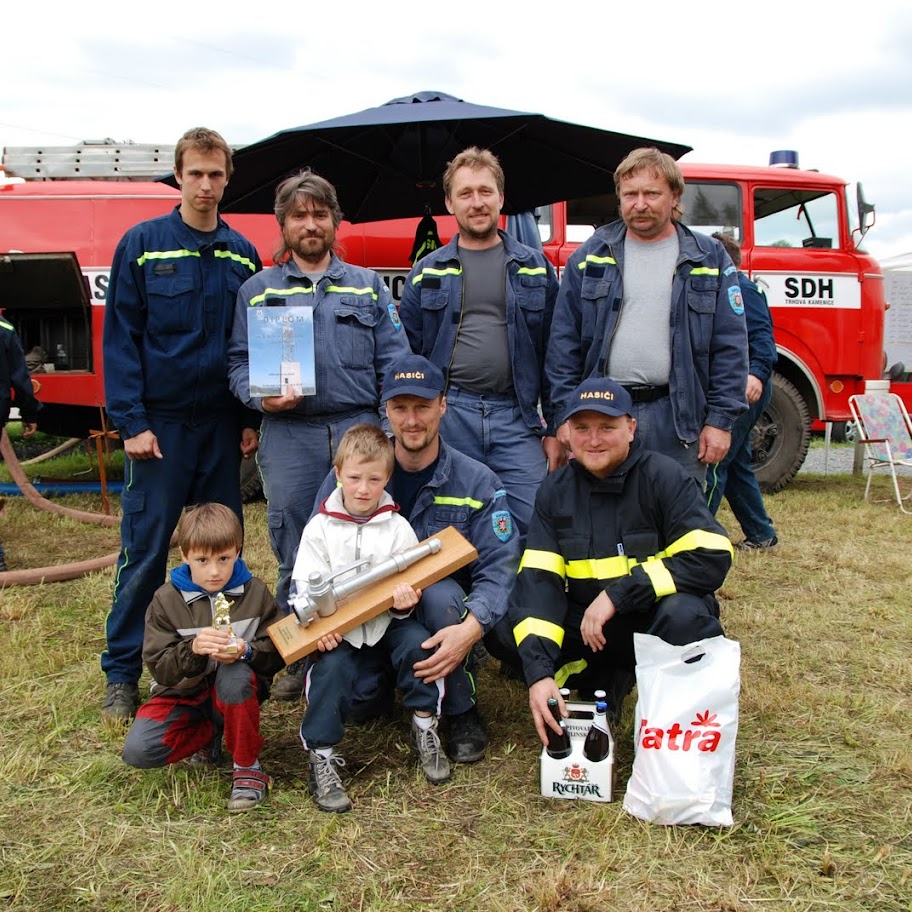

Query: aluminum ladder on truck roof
[1,141,176,180]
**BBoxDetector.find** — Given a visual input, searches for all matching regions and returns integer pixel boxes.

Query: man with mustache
[227,170,410,653]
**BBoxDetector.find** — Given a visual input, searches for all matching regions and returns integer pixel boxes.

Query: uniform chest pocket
[334,298,378,368]
[427,506,470,535]
[146,272,196,335]
[621,530,661,562]
[687,278,719,356]
[516,274,547,311]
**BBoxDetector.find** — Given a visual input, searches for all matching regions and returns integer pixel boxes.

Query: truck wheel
[751,374,811,493]
[240,457,263,503]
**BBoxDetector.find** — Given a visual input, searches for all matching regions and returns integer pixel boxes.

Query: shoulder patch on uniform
[493,488,507,500]
[492,510,513,542]
[388,301,402,330]
[728,286,744,316]
[723,264,737,276]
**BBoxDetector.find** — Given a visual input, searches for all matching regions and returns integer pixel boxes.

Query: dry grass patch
[0,469,910,911]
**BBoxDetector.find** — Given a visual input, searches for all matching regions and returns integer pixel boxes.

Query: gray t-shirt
[606,234,679,385]
[448,242,513,394]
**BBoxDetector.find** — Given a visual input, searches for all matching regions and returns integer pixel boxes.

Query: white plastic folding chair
[848,393,912,513]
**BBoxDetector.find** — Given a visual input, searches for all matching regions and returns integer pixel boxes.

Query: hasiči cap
[563,377,633,422]
[381,354,446,402]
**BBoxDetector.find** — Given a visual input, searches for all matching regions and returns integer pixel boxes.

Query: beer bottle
[545,697,572,759]
[583,700,611,763]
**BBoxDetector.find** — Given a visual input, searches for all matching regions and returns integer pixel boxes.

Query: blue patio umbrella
[200,91,690,223]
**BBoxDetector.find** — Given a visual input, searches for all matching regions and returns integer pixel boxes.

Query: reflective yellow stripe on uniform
[136,249,200,266]
[688,267,720,276]
[433,495,484,510]
[0,317,13,331]
[566,555,631,580]
[516,266,547,276]
[411,266,463,285]
[578,254,617,270]
[555,659,588,688]
[324,285,379,300]
[249,286,314,306]
[640,559,677,598]
[660,529,733,558]
[513,617,564,648]
[518,549,566,577]
[214,250,258,272]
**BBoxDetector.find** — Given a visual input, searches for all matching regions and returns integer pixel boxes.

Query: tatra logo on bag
[637,710,722,752]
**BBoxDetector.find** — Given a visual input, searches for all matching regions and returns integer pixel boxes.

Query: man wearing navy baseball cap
[292,354,521,764]
[494,376,734,749]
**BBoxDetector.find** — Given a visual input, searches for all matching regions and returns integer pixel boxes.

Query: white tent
[882,254,912,368]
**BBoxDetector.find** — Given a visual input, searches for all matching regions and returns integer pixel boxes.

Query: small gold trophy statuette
[213,591,238,654]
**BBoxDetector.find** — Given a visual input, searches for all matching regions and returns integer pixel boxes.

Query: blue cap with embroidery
[381,354,446,402]
[563,377,633,422]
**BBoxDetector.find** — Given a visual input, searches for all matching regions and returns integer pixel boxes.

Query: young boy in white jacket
[290,424,449,812]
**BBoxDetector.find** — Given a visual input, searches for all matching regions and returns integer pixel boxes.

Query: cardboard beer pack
[540,701,616,803]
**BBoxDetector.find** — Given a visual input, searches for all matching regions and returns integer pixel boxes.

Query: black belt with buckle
[623,384,670,403]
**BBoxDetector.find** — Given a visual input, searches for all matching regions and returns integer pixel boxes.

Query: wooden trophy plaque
[267,525,478,664]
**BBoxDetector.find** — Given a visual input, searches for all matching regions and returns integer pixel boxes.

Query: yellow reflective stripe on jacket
[249,286,314,306]
[433,495,484,510]
[518,549,566,577]
[516,266,547,276]
[641,559,677,598]
[565,555,631,580]
[689,267,720,276]
[214,250,257,272]
[661,529,733,558]
[555,659,588,688]
[324,285,379,300]
[136,249,200,266]
[412,266,463,285]
[578,254,617,269]
[0,317,13,332]
[513,617,564,648]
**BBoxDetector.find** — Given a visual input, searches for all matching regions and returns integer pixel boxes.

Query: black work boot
[272,660,306,701]
[101,682,140,722]
[445,705,488,763]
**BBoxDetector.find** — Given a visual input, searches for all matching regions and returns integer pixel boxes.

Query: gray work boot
[101,682,140,722]
[272,660,306,701]
[411,717,451,785]
[308,751,351,813]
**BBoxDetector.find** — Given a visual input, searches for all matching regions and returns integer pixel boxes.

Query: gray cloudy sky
[4,0,912,260]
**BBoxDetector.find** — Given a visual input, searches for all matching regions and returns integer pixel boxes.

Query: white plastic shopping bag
[622,633,740,826]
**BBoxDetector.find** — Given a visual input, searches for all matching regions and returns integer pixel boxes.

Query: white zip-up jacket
[290,488,419,648]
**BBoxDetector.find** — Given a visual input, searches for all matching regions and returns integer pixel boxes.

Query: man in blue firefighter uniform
[545,147,747,487]
[101,128,262,721]
[303,354,521,763]
[501,377,732,749]
[398,147,562,537]
[227,170,410,617]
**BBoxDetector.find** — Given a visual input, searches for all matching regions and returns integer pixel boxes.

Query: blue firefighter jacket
[103,207,261,440]
[227,254,410,418]
[0,316,40,427]
[398,231,559,435]
[313,438,520,633]
[739,272,777,384]
[545,220,748,440]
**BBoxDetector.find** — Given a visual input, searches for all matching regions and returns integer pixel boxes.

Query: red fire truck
[0,144,886,492]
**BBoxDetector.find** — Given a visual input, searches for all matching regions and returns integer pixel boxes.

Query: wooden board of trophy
[267,525,478,664]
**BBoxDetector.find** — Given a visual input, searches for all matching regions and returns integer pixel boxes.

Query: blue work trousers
[705,383,776,542]
[258,409,378,609]
[102,416,243,684]
[628,394,706,487]
[440,385,546,538]
[299,617,443,749]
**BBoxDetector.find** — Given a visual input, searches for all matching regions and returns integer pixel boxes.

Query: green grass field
[0,446,910,911]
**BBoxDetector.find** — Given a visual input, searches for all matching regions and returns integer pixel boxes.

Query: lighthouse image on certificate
[247,306,316,397]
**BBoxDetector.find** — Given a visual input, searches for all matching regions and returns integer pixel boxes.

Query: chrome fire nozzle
[291,537,442,626]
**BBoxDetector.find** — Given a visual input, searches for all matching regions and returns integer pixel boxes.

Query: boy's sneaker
[308,751,351,813]
[735,535,779,551]
[411,717,451,784]
[101,682,140,722]
[272,660,306,701]
[445,705,488,763]
[227,767,271,812]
